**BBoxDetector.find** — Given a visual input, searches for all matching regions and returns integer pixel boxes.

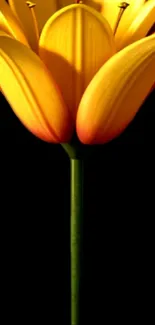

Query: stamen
[26,1,39,43]
[76,0,83,3]
[113,2,130,36]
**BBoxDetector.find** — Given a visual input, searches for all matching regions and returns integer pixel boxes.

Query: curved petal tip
[76,34,155,144]
[0,36,73,143]
[39,3,115,120]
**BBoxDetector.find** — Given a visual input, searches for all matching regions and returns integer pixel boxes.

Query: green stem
[70,158,84,325]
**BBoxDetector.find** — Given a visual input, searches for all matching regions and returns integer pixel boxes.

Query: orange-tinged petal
[0,30,12,37]
[0,32,11,92]
[0,0,29,46]
[0,30,12,91]
[39,4,115,120]
[0,36,73,143]
[115,0,145,44]
[76,34,155,144]
[116,0,155,50]
[0,32,12,92]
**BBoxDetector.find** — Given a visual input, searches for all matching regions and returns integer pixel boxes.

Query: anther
[26,1,36,9]
[113,2,130,35]
[26,1,39,50]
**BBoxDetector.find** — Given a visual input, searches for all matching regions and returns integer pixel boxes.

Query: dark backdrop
[1,90,155,323]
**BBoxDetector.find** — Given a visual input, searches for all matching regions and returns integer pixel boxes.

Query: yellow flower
[0,0,155,144]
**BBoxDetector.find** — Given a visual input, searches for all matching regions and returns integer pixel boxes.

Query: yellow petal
[0,36,73,143]
[0,32,12,92]
[76,34,155,144]
[39,4,115,120]
[0,0,29,46]
[102,0,121,30]
[116,0,155,50]
[0,30,12,37]
[8,0,72,51]
[76,0,119,29]
[84,0,120,30]
[115,0,145,44]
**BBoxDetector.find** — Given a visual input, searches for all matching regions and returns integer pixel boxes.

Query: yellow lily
[0,0,155,144]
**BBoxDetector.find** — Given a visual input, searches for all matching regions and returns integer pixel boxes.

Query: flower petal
[39,4,115,120]
[85,0,120,30]
[0,0,29,46]
[115,0,145,46]
[76,34,155,144]
[116,0,155,50]
[8,0,73,51]
[0,30,12,37]
[0,36,73,143]
[0,32,12,92]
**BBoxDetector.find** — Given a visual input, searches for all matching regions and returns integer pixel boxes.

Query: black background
[1,90,155,323]
[1,0,155,321]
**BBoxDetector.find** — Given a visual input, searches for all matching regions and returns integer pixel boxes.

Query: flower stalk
[70,158,84,325]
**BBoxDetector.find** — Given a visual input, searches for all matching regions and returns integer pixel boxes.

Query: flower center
[26,1,39,44]
[113,2,130,35]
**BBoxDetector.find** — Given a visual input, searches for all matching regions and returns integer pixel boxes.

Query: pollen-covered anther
[25,1,39,46]
[118,2,130,10]
[113,1,130,35]
[26,1,36,9]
